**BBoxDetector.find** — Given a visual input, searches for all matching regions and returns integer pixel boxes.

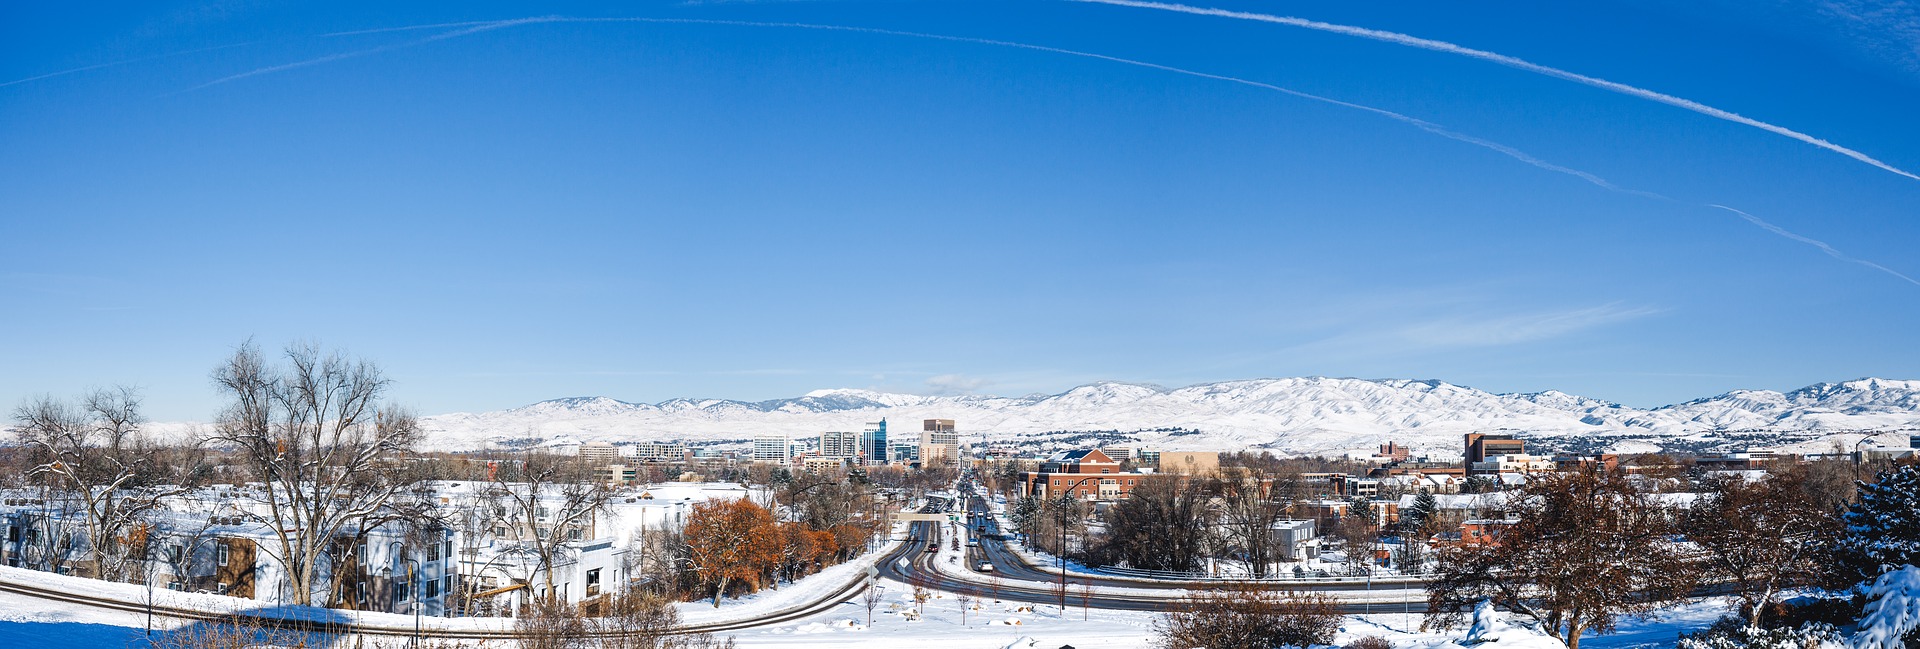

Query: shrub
[1156,585,1339,649]
[1344,635,1393,649]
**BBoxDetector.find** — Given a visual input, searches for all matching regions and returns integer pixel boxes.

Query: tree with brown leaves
[684,498,779,607]
[1688,467,1838,629]
[1426,468,1699,649]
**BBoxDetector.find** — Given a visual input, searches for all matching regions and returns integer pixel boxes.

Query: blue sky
[3,0,1917,420]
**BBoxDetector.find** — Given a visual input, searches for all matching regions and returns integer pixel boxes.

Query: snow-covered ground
[0,582,1744,649]
[0,525,903,647]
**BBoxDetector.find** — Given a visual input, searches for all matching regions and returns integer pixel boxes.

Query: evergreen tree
[1401,491,1438,537]
[1834,463,1920,585]
[1010,495,1042,547]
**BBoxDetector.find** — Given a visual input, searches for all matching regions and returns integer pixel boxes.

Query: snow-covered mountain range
[416,377,1920,456]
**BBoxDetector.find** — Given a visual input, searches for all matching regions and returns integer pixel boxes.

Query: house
[1271,519,1319,561]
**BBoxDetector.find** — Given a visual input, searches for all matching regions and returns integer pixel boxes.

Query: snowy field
[0,582,1737,649]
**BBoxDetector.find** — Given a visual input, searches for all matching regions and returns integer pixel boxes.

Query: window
[167,545,184,564]
[443,540,453,562]
[567,529,581,541]
[427,543,439,561]
[586,568,601,596]
[217,543,229,567]
[355,543,366,566]
[425,579,439,598]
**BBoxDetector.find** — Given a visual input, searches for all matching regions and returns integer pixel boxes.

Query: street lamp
[391,541,421,648]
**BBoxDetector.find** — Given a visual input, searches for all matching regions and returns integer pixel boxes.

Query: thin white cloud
[1399,303,1665,348]
[1281,302,1665,359]
[1069,0,1920,183]
[925,373,993,395]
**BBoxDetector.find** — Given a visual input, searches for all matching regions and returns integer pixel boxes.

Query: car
[925,544,938,553]
[976,562,994,572]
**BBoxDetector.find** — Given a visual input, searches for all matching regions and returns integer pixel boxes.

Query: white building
[752,434,794,465]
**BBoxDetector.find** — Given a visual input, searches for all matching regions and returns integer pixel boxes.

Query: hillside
[415,377,1920,456]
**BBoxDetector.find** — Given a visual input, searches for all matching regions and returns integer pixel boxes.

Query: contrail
[1068,0,1920,183]
[1706,205,1920,287]
[320,20,513,37]
[182,18,558,92]
[172,16,1920,288]
[0,41,259,89]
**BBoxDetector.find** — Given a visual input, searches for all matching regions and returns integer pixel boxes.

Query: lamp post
[391,541,421,648]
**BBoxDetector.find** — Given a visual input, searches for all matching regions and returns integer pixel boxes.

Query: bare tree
[206,341,421,606]
[861,576,885,627]
[1336,509,1382,577]
[956,591,974,625]
[10,387,184,581]
[1093,475,1213,573]
[1076,580,1094,621]
[1218,467,1287,578]
[491,450,613,604]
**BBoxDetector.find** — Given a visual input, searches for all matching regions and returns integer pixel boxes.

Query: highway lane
[958,489,1425,595]
[878,519,1427,615]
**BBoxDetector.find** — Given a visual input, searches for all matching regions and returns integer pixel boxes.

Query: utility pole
[1055,476,1099,612]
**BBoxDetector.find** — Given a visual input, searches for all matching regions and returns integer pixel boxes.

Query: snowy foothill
[398,377,1920,457]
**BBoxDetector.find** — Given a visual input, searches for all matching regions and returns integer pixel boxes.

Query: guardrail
[1088,564,1430,584]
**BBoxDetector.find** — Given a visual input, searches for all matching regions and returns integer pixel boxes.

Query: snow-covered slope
[414,377,1920,455]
